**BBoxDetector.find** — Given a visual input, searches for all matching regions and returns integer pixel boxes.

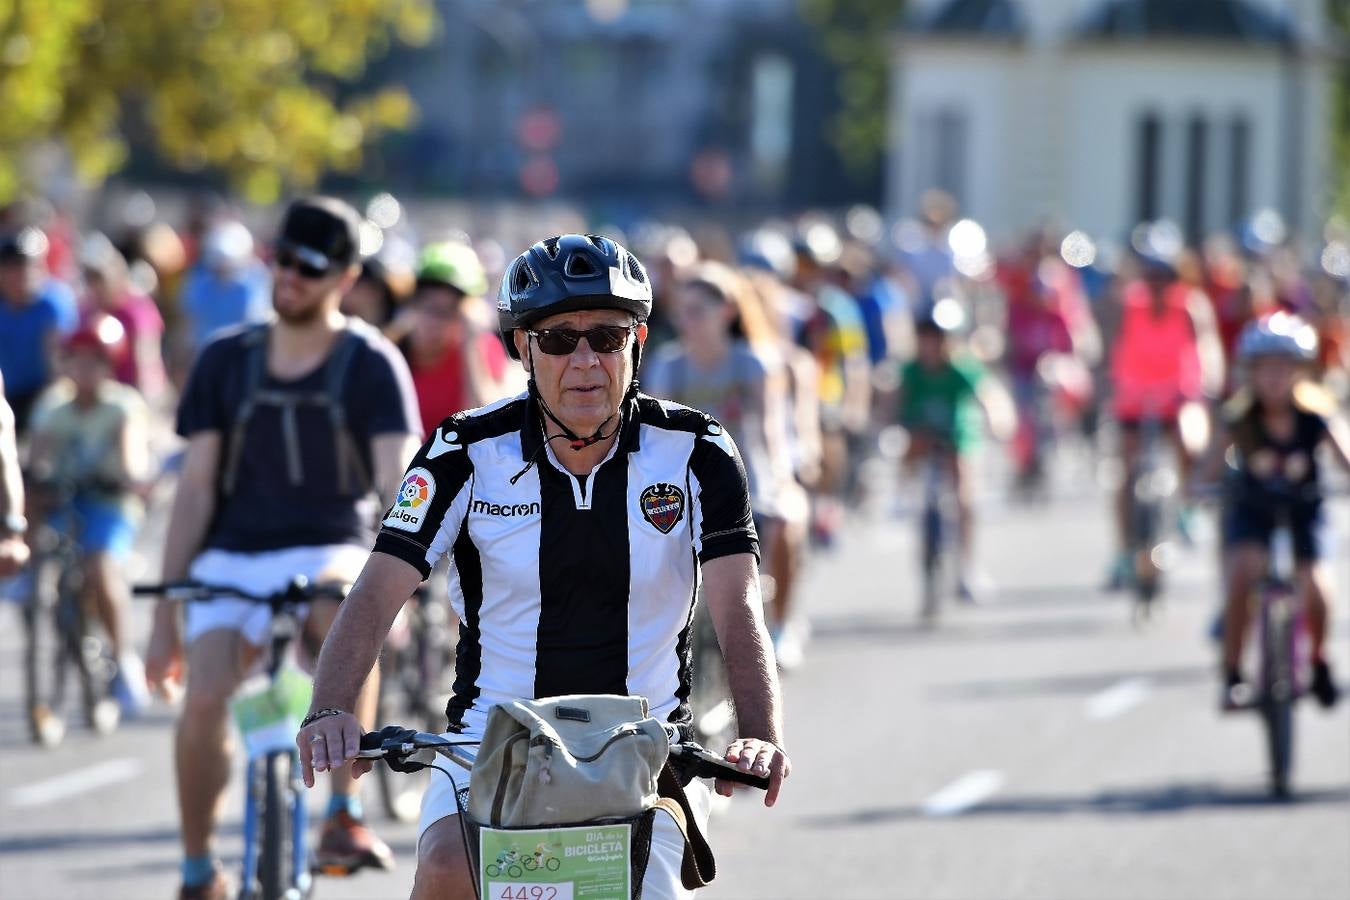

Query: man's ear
[636,322,648,346]
[513,330,532,371]
[337,263,361,296]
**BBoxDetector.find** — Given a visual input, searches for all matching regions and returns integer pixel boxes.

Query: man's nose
[570,337,601,365]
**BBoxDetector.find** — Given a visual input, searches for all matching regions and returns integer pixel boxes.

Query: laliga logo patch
[384,467,436,532]
[640,483,685,535]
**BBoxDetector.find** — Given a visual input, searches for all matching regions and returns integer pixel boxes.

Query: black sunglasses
[527,325,635,356]
[274,246,332,280]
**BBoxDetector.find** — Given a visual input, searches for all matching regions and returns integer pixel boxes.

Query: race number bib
[230,666,313,759]
[479,823,631,900]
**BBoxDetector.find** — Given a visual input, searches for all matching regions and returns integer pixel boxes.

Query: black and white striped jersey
[372,391,759,734]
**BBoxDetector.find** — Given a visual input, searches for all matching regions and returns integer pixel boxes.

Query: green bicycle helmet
[416,240,488,297]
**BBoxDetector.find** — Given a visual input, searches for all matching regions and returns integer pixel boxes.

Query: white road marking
[1085,677,1152,721]
[922,769,1004,817]
[8,758,144,809]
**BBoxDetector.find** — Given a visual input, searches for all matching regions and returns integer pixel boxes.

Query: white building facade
[888,0,1338,244]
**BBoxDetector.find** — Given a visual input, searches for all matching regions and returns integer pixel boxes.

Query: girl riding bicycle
[1200,312,1350,710]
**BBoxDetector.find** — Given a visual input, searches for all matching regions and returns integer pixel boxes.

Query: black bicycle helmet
[497,234,652,360]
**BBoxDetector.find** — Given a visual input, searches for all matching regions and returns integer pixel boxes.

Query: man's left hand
[719,737,790,807]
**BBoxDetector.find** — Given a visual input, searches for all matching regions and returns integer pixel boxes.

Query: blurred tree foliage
[0,0,435,204]
[799,0,907,181]
[1330,0,1350,220]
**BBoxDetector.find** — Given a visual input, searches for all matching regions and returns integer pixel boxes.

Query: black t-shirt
[1229,402,1329,505]
[177,322,421,552]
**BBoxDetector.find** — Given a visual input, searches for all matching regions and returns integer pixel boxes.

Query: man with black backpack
[145,197,423,900]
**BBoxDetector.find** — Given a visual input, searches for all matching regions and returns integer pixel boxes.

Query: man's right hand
[296,710,366,788]
[0,535,28,576]
[144,620,185,702]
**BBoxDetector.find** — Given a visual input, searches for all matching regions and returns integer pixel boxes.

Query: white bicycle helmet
[1236,311,1317,363]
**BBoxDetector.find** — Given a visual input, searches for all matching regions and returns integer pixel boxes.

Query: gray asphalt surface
[1,449,1347,900]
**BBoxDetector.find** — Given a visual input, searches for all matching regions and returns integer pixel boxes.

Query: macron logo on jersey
[427,428,462,460]
[471,499,541,518]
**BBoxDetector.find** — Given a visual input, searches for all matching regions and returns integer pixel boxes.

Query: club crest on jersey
[640,483,684,534]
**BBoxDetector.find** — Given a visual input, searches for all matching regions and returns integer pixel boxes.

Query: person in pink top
[79,232,168,405]
[1106,244,1224,587]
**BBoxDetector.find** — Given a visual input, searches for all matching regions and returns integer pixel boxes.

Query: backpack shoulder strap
[656,763,716,889]
[321,323,373,494]
[322,324,367,423]
[220,323,272,496]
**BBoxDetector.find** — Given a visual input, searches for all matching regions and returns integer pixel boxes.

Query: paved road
[2,455,1347,900]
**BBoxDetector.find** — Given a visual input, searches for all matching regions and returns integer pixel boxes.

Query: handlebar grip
[699,760,771,790]
[359,731,387,752]
[132,585,164,596]
[672,744,771,790]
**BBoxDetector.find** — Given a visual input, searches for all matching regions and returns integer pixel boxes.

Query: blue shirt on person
[181,261,272,353]
[0,279,79,399]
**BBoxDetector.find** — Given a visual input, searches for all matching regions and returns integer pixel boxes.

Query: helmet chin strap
[509,332,643,484]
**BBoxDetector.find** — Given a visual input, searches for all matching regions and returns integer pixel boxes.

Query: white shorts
[417,730,712,900]
[184,544,369,646]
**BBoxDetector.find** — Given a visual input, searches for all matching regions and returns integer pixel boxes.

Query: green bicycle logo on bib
[480,822,631,900]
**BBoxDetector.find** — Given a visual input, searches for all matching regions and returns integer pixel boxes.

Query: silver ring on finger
[310,734,324,743]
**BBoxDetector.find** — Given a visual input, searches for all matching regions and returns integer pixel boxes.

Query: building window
[749,54,794,193]
[1135,112,1162,224]
[913,106,967,210]
[935,109,966,205]
[1228,115,1251,227]
[1185,114,1208,241]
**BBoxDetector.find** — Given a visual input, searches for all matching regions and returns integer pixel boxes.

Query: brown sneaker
[177,868,231,900]
[315,810,395,875]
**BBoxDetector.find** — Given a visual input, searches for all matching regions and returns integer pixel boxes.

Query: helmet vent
[511,258,538,294]
[583,234,610,253]
[564,252,599,278]
[542,237,561,260]
[625,253,648,285]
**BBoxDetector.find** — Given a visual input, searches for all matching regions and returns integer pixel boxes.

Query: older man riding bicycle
[297,234,791,900]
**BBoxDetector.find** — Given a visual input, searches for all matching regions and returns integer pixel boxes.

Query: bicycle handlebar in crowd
[132,578,351,607]
[357,724,771,790]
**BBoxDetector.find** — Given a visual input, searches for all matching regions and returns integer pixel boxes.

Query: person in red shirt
[79,232,168,405]
[399,241,511,436]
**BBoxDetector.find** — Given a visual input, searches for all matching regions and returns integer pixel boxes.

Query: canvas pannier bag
[468,694,670,829]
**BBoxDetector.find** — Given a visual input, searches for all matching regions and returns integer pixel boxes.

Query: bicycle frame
[135,578,344,899]
[1126,413,1177,614]
[237,605,312,899]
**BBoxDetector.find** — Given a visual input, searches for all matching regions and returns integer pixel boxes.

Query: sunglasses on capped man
[273,243,333,280]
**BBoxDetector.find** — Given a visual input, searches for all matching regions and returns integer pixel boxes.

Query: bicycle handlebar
[357,724,771,791]
[132,578,351,606]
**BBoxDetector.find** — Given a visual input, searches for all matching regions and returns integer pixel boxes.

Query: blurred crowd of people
[2,186,1348,681]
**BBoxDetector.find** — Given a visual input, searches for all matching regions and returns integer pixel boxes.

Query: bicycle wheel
[62,575,119,736]
[1259,595,1296,798]
[919,501,943,622]
[23,557,69,747]
[1128,493,1162,620]
[256,750,296,900]
[689,598,735,752]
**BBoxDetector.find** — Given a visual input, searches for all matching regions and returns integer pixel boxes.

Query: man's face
[65,348,110,394]
[1249,355,1300,406]
[272,252,353,324]
[916,327,947,367]
[513,308,646,435]
[674,285,730,345]
[0,258,38,302]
